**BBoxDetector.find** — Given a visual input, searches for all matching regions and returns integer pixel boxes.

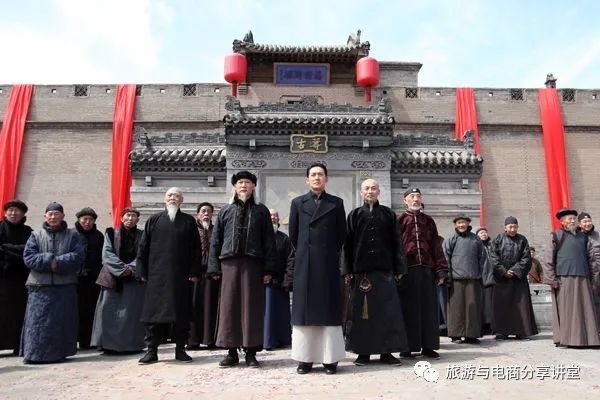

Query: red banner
[0,85,34,219]
[454,87,483,225]
[539,88,570,230]
[111,85,137,228]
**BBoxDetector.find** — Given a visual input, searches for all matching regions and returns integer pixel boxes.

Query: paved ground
[1,330,599,400]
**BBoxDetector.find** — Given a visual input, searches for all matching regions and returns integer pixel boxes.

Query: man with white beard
[137,187,202,364]
[542,208,600,347]
[208,171,276,368]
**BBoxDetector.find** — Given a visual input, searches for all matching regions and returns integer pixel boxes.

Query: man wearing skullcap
[542,209,600,347]
[74,207,104,348]
[489,216,538,340]
[0,200,33,355]
[21,202,85,363]
[443,215,493,344]
[578,212,600,331]
[208,171,276,368]
[396,188,449,359]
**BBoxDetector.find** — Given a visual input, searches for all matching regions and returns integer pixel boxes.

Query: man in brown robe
[208,171,276,368]
[543,208,600,347]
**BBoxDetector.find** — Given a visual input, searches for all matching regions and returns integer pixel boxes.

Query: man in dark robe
[263,209,293,350]
[137,187,202,364]
[0,200,32,355]
[489,216,538,340]
[543,208,600,347]
[21,202,85,363]
[476,227,494,335]
[74,207,104,349]
[342,179,408,366]
[208,171,276,368]
[443,215,492,344]
[578,211,600,330]
[288,163,346,375]
[91,207,146,353]
[397,188,449,360]
[188,202,219,350]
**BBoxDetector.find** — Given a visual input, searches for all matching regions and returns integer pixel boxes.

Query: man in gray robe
[91,207,145,353]
[543,208,600,347]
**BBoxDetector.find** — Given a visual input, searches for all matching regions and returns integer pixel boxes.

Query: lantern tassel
[232,83,238,97]
[361,294,369,320]
[365,87,372,102]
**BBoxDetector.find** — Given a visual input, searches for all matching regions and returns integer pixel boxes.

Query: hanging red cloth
[0,85,34,219]
[454,88,484,225]
[111,85,137,228]
[539,88,570,230]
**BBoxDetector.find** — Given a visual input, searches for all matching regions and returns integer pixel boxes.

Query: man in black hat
[489,216,538,340]
[578,212,600,330]
[138,187,203,364]
[208,171,276,368]
[542,209,600,347]
[0,200,32,355]
[396,188,449,359]
[21,202,85,363]
[443,215,492,344]
[74,207,104,349]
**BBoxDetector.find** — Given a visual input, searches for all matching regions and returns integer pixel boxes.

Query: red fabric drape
[111,85,137,228]
[539,88,570,231]
[454,88,484,225]
[0,85,34,219]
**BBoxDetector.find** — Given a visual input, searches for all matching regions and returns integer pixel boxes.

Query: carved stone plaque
[290,134,328,154]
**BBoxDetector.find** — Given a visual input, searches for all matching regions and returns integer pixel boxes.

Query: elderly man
[21,202,85,363]
[74,207,104,349]
[91,207,146,353]
[343,179,408,366]
[137,187,202,364]
[397,188,449,360]
[578,212,600,331]
[263,209,293,351]
[542,209,600,347]
[288,163,346,375]
[443,215,492,344]
[208,171,276,368]
[489,216,537,340]
[0,200,32,355]
[188,202,219,350]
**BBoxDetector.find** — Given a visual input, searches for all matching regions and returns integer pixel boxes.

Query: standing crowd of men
[1,164,599,372]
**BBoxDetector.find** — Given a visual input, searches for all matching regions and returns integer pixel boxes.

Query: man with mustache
[543,208,600,347]
[137,187,202,364]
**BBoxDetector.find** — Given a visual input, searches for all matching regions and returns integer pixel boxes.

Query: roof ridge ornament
[463,129,476,154]
[225,95,243,112]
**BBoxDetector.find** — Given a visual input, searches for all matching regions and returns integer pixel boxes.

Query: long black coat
[289,191,346,326]
[138,210,202,324]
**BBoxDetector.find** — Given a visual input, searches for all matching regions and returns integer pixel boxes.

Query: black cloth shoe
[421,349,440,359]
[495,334,508,341]
[175,348,193,362]
[219,350,239,368]
[463,338,480,344]
[380,353,402,365]
[138,349,158,364]
[186,344,201,351]
[296,362,313,374]
[451,337,462,343]
[323,362,338,375]
[245,353,260,368]
[515,335,530,340]
[353,355,370,366]
[399,351,415,359]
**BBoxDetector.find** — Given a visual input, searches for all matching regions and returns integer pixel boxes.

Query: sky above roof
[1,0,599,88]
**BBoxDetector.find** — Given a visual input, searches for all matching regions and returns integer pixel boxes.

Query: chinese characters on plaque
[275,63,330,86]
[290,134,328,154]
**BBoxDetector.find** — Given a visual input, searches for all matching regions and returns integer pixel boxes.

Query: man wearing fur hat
[396,188,449,360]
[443,215,492,344]
[489,216,538,340]
[74,207,104,348]
[208,171,276,368]
[22,202,85,363]
[0,200,32,355]
[542,209,600,347]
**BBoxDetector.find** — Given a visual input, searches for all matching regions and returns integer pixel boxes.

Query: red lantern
[356,56,380,102]
[224,53,247,97]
